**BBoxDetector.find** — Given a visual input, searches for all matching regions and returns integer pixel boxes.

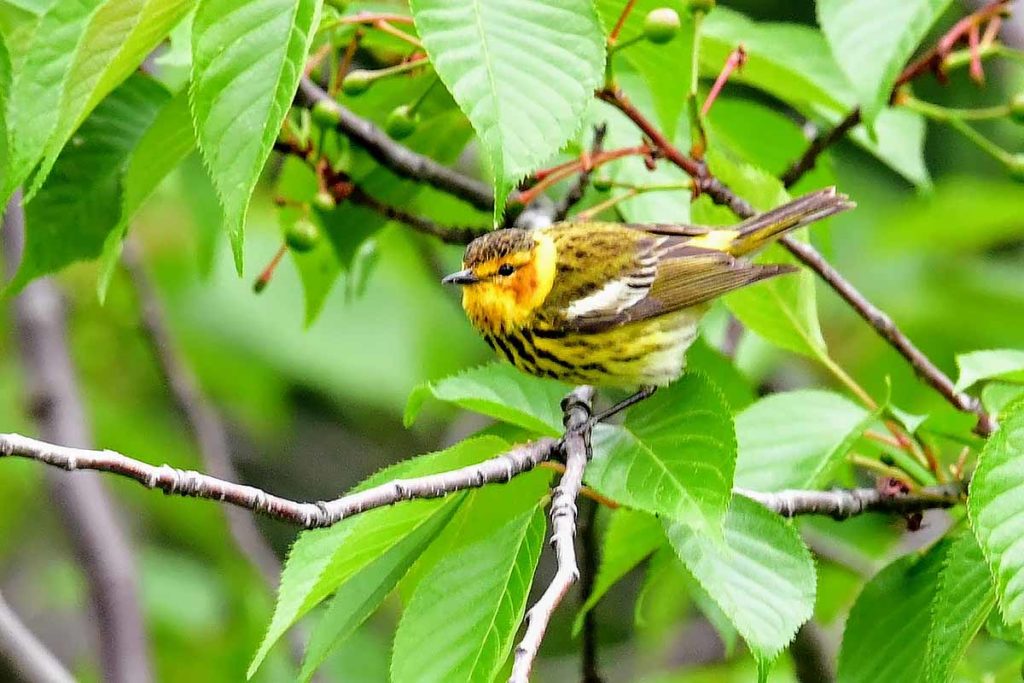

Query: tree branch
[0,591,74,683]
[511,386,595,683]
[596,86,995,436]
[297,77,495,212]
[0,432,559,529]
[3,194,152,683]
[734,483,963,519]
[0,432,967,524]
[347,186,489,244]
[780,110,861,188]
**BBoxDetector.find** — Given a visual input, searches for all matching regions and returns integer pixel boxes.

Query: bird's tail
[727,187,855,256]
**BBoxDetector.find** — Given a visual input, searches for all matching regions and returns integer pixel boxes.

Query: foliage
[0,0,1022,681]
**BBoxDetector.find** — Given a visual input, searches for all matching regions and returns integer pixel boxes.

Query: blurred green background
[1,0,1022,681]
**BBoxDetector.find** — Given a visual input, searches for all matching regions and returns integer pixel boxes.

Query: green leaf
[968,396,1024,632]
[2,0,103,203]
[686,337,755,412]
[405,362,569,437]
[664,496,816,665]
[297,501,455,683]
[735,390,871,491]
[925,531,997,683]
[190,0,321,271]
[837,540,949,682]
[249,435,508,677]
[587,373,736,536]
[411,0,605,218]
[28,0,195,195]
[817,0,954,125]
[7,74,170,293]
[595,0,695,135]
[955,349,1024,391]
[98,88,197,300]
[391,504,546,683]
[573,508,663,634]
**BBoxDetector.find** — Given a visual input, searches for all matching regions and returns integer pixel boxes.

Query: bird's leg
[587,385,658,428]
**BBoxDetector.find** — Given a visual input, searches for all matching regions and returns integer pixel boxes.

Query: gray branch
[0,433,965,528]
[735,484,963,519]
[0,433,558,529]
[510,387,595,683]
[0,591,74,683]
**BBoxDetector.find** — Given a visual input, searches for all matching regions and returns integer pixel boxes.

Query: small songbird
[442,187,853,396]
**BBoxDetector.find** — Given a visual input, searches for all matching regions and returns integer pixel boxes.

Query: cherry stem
[701,44,746,117]
[253,245,288,294]
[607,0,638,45]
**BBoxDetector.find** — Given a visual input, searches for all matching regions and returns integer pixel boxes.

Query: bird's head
[442,228,557,333]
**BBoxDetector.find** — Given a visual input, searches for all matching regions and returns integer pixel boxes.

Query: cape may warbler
[443,188,853,389]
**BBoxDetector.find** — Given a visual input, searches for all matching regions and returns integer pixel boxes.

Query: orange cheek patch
[511,264,538,307]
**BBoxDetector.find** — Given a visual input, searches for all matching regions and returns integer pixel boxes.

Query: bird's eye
[497,264,515,276]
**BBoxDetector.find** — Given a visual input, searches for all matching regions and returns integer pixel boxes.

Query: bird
[442,187,853,415]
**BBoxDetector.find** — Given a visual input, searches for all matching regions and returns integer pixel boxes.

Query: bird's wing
[554,235,795,334]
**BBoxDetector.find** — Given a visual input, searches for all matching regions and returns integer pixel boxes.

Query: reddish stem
[701,45,747,117]
[518,145,651,206]
[340,12,414,25]
[607,0,638,45]
[968,23,984,84]
[253,245,288,294]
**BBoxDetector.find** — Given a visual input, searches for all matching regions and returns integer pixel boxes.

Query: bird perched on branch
[443,187,853,411]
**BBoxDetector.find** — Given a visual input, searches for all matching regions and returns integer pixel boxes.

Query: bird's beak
[441,269,480,285]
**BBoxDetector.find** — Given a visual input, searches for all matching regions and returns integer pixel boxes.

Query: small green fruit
[592,175,613,192]
[1007,153,1024,183]
[341,69,373,96]
[1009,93,1024,125]
[385,105,420,140]
[685,0,715,14]
[643,8,681,43]
[310,100,341,128]
[312,191,336,211]
[285,218,321,252]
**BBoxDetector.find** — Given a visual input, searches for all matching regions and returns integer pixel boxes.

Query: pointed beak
[441,269,480,285]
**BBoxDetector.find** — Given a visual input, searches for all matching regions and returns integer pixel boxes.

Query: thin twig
[551,123,608,222]
[735,483,964,519]
[3,193,152,683]
[0,590,75,683]
[348,186,489,244]
[297,77,494,212]
[510,386,595,683]
[780,110,861,188]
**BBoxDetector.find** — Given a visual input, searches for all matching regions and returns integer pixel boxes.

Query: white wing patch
[564,277,648,319]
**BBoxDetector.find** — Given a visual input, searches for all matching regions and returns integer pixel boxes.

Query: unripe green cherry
[385,105,420,140]
[310,100,341,128]
[643,8,681,44]
[592,175,613,192]
[312,191,336,211]
[1009,93,1024,125]
[286,218,321,252]
[341,69,373,96]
